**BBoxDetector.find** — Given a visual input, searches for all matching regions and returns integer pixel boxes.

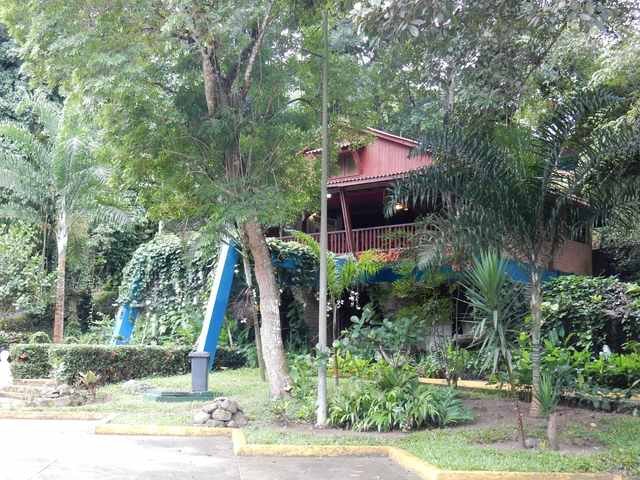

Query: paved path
[0,420,419,480]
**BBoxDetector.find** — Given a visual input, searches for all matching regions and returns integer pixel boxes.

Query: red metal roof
[328,128,431,188]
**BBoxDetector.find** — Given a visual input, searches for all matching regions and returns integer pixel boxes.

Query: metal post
[316,8,329,428]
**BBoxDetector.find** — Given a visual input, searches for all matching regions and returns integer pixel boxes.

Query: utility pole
[316,8,329,428]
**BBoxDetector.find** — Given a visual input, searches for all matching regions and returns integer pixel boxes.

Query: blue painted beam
[196,240,238,369]
[111,304,139,345]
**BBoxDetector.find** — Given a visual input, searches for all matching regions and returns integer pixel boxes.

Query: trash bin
[188,351,210,393]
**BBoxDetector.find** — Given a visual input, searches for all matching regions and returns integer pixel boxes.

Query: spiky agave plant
[464,250,528,447]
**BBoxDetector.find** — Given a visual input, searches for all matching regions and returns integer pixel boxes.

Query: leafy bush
[0,330,28,349]
[542,275,640,353]
[9,344,52,378]
[28,331,51,344]
[336,305,424,366]
[214,347,247,369]
[329,363,472,431]
[582,352,640,389]
[49,345,192,384]
[0,223,55,316]
[9,344,246,382]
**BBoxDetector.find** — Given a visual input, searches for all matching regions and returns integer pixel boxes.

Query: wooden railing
[278,223,417,254]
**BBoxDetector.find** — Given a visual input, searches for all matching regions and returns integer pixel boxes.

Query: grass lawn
[7,368,639,476]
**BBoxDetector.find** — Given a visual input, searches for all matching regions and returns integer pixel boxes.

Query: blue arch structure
[112,241,239,369]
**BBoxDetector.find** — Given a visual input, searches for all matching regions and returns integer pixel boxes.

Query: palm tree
[0,95,127,343]
[294,231,383,384]
[389,90,640,415]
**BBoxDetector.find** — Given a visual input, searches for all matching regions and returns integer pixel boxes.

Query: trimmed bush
[9,344,52,378]
[9,344,248,383]
[50,345,192,384]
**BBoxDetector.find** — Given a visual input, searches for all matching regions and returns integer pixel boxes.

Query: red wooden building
[282,128,592,276]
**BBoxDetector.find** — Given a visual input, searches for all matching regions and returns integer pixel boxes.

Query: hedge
[9,344,51,378]
[9,344,247,383]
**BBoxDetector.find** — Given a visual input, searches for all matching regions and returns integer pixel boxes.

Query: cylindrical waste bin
[188,351,210,393]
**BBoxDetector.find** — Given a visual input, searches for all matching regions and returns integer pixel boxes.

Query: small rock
[192,411,211,425]
[211,409,232,422]
[201,402,219,414]
[206,419,226,428]
[220,398,238,414]
[230,411,248,427]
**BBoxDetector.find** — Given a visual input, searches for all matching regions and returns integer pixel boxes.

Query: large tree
[354,0,636,126]
[0,96,126,342]
[0,0,334,396]
[389,91,640,414]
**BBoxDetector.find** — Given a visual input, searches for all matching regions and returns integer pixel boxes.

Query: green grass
[8,368,640,476]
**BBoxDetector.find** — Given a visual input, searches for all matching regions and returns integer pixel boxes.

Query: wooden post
[339,189,354,254]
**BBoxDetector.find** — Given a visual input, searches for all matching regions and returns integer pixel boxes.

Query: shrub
[582,352,640,389]
[542,276,640,353]
[0,330,29,349]
[10,344,246,383]
[9,344,52,378]
[214,347,247,369]
[329,363,472,431]
[28,331,51,344]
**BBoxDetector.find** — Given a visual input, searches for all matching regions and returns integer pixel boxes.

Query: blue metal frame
[111,304,140,345]
[196,241,239,369]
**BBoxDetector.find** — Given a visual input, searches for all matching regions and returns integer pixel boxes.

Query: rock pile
[192,397,248,428]
[29,383,89,407]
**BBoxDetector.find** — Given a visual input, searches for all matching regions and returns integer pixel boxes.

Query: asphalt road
[0,420,419,480]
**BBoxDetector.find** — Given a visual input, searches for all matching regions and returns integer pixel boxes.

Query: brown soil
[462,396,620,453]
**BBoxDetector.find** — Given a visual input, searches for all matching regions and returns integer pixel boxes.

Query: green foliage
[9,343,246,382]
[582,352,640,390]
[9,343,51,378]
[534,372,561,417]
[28,331,51,344]
[369,267,453,335]
[49,345,192,384]
[0,330,27,349]
[542,275,640,353]
[268,238,319,290]
[464,252,525,376]
[329,364,472,431]
[77,369,100,399]
[0,223,54,316]
[336,305,424,366]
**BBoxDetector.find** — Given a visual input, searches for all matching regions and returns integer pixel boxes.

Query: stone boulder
[192,397,247,428]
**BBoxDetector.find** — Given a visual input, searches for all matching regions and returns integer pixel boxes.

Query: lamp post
[316,8,329,428]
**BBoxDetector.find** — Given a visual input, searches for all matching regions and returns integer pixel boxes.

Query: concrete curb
[94,424,623,480]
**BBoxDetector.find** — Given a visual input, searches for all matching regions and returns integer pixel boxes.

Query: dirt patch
[462,396,627,452]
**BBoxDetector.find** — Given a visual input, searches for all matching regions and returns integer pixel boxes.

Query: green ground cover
[7,368,639,476]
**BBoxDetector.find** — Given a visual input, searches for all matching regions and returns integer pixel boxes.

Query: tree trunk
[529,269,543,417]
[547,411,559,450]
[52,219,68,344]
[243,220,291,398]
[241,249,266,382]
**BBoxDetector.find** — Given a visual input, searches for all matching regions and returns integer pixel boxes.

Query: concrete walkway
[0,420,419,480]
